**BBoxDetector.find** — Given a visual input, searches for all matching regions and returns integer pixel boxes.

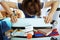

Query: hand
[43,15,53,23]
[15,9,21,18]
[15,9,25,18]
[10,9,25,23]
[10,9,21,23]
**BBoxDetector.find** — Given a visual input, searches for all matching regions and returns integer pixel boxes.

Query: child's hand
[15,9,25,18]
[10,9,25,23]
[43,15,53,23]
[10,9,21,23]
[15,9,21,18]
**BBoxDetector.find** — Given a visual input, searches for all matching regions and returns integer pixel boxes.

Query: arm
[0,1,17,8]
[0,1,18,23]
[6,2,18,8]
[0,1,14,16]
[45,1,59,16]
[44,1,59,23]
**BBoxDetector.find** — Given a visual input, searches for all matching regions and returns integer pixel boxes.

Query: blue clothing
[1,21,11,33]
[18,3,44,18]
[3,18,12,28]
[0,18,12,40]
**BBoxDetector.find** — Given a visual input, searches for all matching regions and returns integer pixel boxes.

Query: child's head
[22,0,41,17]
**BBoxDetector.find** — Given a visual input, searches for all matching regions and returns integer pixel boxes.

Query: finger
[45,17,48,23]
[11,17,15,23]
[15,17,17,22]
[13,16,16,23]
[12,16,17,23]
[18,13,21,18]
[47,17,50,23]
[16,13,20,18]
[14,16,17,22]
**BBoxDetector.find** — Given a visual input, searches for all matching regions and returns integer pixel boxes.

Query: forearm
[48,1,59,16]
[7,2,18,8]
[0,1,14,16]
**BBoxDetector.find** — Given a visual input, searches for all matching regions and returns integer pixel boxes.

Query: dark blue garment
[0,23,3,40]
[18,3,44,18]
[1,21,11,33]
[0,21,11,40]
[3,36,10,40]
